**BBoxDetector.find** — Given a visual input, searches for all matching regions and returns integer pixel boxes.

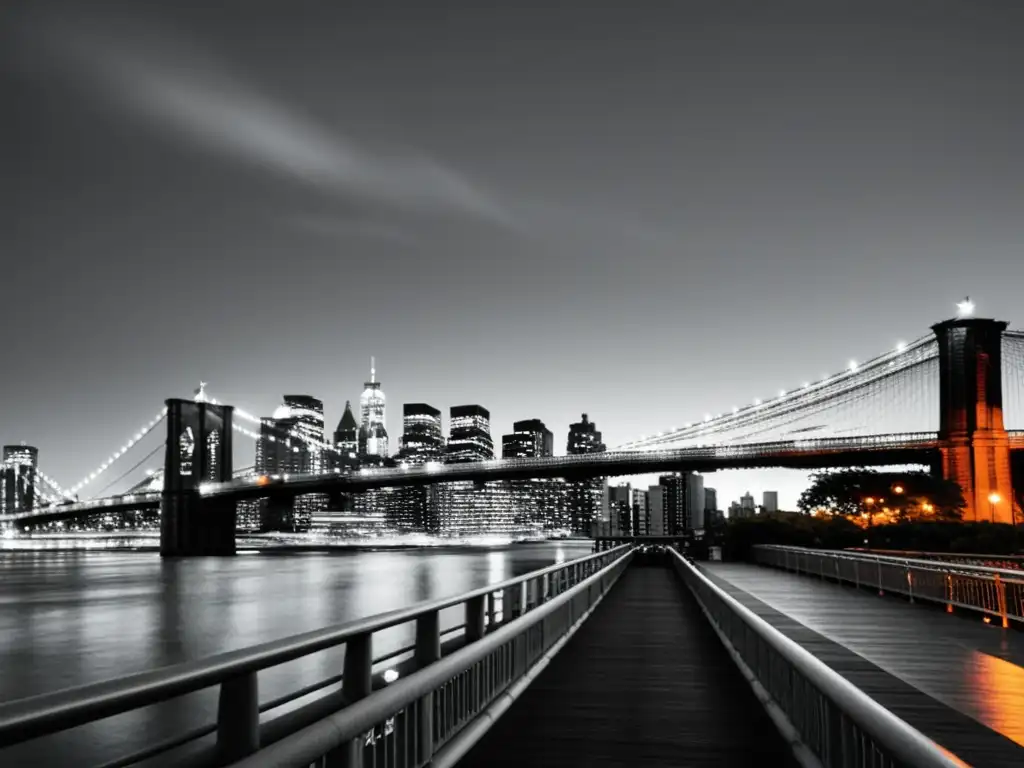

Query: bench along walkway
[704,562,1024,767]
[456,563,795,768]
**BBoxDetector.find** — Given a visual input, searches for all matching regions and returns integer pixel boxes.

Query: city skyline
[4,1,1024,510]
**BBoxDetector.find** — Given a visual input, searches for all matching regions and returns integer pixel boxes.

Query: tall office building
[333,401,359,458]
[446,405,494,462]
[502,419,554,459]
[2,445,38,514]
[501,419,563,533]
[394,403,445,532]
[763,490,779,513]
[439,406,510,534]
[566,414,606,534]
[741,492,756,515]
[359,358,388,460]
[399,404,444,463]
[607,484,633,535]
[658,472,705,533]
[648,485,666,535]
[254,413,302,531]
[282,395,327,473]
[705,487,718,515]
[631,487,650,535]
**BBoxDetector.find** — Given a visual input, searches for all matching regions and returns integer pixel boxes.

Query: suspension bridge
[3,312,1024,555]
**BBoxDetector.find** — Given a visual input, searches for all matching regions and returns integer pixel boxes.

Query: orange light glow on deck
[255,475,271,487]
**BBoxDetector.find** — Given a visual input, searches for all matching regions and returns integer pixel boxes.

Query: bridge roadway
[459,558,1024,768]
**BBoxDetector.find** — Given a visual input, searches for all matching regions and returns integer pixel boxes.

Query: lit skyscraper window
[359,357,388,460]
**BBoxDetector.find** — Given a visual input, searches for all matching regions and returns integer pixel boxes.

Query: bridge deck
[703,563,1024,767]
[456,562,795,767]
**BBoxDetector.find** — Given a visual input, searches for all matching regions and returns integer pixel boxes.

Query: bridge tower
[161,398,236,556]
[931,317,1015,523]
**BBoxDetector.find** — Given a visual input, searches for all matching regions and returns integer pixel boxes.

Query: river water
[0,541,592,766]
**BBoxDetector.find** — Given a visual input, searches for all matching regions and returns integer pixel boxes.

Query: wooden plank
[704,563,1024,766]
[457,563,795,767]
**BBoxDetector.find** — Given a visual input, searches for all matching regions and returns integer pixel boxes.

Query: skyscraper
[359,358,388,461]
[446,405,494,462]
[631,487,650,535]
[763,490,779,513]
[399,404,444,464]
[566,414,606,534]
[2,445,38,514]
[333,400,359,458]
[282,395,327,474]
[439,406,512,534]
[254,413,301,531]
[658,472,705,533]
[394,403,445,532]
[501,418,562,533]
[607,484,632,535]
[501,419,554,459]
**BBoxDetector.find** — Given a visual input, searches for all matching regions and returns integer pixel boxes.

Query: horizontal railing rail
[222,546,633,768]
[0,545,631,767]
[754,544,1024,628]
[669,549,967,768]
[846,547,1024,570]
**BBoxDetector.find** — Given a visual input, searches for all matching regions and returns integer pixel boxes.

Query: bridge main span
[147,314,1020,555]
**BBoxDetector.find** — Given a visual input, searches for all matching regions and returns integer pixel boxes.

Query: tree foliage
[797,469,965,521]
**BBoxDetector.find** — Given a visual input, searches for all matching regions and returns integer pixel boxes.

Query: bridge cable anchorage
[619,335,938,451]
[63,407,169,500]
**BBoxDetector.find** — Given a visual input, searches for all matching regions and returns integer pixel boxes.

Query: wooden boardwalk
[704,563,1024,767]
[457,563,795,768]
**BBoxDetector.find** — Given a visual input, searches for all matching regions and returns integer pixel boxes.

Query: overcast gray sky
[3,1,1024,507]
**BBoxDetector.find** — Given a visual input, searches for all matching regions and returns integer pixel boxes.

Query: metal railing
[846,548,1024,571]
[0,546,631,768]
[754,544,1024,628]
[669,549,967,768]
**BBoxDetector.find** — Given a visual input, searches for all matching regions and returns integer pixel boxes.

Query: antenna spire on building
[370,356,376,383]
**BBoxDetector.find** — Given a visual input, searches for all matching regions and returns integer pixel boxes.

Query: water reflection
[0,542,590,767]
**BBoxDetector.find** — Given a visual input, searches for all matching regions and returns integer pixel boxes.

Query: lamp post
[988,492,1001,523]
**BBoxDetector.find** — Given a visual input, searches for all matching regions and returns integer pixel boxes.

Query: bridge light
[704,414,712,422]
[893,485,904,495]
[255,475,271,486]
[864,497,875,505]
[383,669,399,684]
[778,390,786,398]
[848,360,858,372]
[896,341,907,353]
[198,483,213,496]
[988,492,1001,504]
[732,406,739,414]
[956,297,974,318]
[754,399,762,406]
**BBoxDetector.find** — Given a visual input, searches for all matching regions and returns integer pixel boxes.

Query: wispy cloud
[27,10,510,225]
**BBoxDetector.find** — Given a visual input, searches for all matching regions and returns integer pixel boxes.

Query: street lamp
[988,492,1001,523]
[893,485,904,495]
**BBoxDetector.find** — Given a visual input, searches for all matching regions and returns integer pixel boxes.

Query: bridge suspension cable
[622,335,939,451]
[35,468,74,501]
[1003,331,1024,431]
[93,441,167,498]
[64,407,169,499]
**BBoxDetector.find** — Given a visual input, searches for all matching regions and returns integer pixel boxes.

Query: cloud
[28,10,510,225]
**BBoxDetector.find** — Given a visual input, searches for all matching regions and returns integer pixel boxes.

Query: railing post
[465,594,486,642]
[994,574,1009,628]
[415,610,440,766]
[906,565,915,604]
[325,631,373,768]
[503,583,522,622]
[216,672,259,762]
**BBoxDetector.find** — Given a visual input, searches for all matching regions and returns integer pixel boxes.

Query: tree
[798,469,965,522]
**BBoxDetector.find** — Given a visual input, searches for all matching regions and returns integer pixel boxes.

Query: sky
[3,0,1024,509]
